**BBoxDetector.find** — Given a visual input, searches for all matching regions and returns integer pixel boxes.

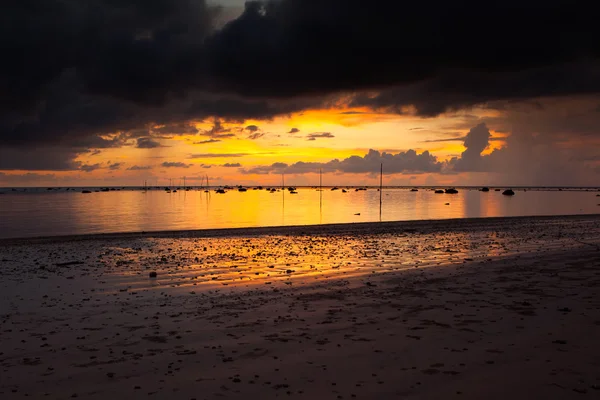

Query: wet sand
[1,215,600,399]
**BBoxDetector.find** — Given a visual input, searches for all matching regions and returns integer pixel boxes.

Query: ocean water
[0,187,598,239]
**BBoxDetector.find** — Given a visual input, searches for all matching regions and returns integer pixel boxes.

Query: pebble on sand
[149,271,158,278]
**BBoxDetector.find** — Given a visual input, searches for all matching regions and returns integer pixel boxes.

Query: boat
[238,187,247,192]
[502,189,515,196]
[216,188,226,194]
[445,188,459,194]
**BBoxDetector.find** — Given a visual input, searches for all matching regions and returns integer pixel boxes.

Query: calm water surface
[0,187,598,238]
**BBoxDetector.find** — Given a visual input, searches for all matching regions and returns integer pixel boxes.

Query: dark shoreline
[2,213,600,246]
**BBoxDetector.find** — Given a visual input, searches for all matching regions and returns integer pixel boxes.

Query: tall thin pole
[281,173,285,219]
[379,163,383,220]
[319,168,323,218]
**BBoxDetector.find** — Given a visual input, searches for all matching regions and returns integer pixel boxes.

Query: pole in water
[319,168,323,222]
[379,163,383,220]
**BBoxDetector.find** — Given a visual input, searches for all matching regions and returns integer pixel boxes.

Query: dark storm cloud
[2,0,600,171]
[222,163,242,168]
[241,149,442,175]
[207,1,600,109]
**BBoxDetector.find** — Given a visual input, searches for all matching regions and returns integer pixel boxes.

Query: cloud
[108,162,123,170]
[222,163,242,168]
[288,128,300,134]
[0,172,57,183]
[189,153,248,158]
[207,1,600,114]
[161,162,192,168]
[451,123,491,172]
[80,163,101,173]
[0,147,82,171]
[3,2,599,144]
[307,132,334,141]
[127,165,153,171]
[248,132,265,140]
[421,137,465,143]
[193,139,222,144]
[241,149,442,175]
[444,121,600,185]
[243,124,265,139]
[1,1,600,173]
[152,123,198,135]
[136,137,162,148]
[200,120,236,139]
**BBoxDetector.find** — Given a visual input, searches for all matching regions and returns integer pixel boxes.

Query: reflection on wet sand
[1,216,600,399]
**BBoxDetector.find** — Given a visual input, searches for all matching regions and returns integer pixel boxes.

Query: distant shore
[2,213,600,245]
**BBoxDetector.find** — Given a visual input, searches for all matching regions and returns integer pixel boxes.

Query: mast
[319,168,322,189]
[379,163,383,219]
[319,168,322,216]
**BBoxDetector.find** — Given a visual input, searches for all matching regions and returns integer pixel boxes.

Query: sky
[1,0,599,187]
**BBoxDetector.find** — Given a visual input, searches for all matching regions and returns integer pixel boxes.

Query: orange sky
[0,106,515,187]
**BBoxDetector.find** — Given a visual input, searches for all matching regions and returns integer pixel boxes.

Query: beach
[1,215,599,399]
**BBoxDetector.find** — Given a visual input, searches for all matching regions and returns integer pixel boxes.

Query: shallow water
[0,187,598,238]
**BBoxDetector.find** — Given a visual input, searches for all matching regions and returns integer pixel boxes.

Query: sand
[1,215,599,399]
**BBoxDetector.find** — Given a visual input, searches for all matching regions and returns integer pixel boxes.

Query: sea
[0,186,598,239]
